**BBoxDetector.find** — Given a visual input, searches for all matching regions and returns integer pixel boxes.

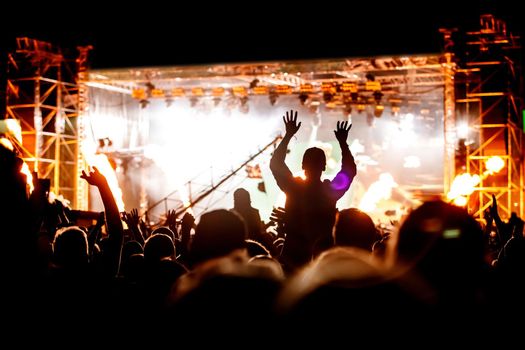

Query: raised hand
[490,194,498,217]
[80,166,108,187]
[334,120,352,143]
[283,109,301,137]
[123,208,140,228]
[165,209,180,238]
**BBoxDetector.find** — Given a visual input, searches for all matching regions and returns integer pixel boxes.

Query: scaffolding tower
[4,38,85,207]
[455,14,524,220]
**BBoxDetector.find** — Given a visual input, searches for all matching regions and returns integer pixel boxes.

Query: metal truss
[4,38,83,207]
[456,15,523,220]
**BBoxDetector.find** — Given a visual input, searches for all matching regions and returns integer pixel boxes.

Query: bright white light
[403,156,421,168]
[456,121,469,139]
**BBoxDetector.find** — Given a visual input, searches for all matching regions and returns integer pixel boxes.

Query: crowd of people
[1,109,524,344]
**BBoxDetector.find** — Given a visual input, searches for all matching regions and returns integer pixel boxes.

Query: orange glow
[359,173,397,212]
[0,137,14,151]
[232,86,247,97]
[212,87,225,96]
[253,86,269,95]
[151,88,165,98]
[82,141,125,211]
[171,88,185,97]
[447,173,481,207]
[276,85,292,94]
[191,87,204,96]
[448,156,506,207]
[300,84,314,93]
[20,162,34,194]
[132,88,146,99]
[485,156,505,175]
[341,82,358,93]
[1,137,33,193]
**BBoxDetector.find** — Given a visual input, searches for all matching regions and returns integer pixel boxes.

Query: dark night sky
[1,1,523,69]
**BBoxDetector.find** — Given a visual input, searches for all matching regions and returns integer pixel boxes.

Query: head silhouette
[302,147,326,179]
[233,188,251,208]
[334,208,381,251]
[191,209,247,265]
[52,226,89,268]
[144,233,176,263]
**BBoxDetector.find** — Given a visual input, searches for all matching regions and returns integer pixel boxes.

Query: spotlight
[374,104,384,118]
[240,96,249,107]
[213,97,222,106]
[373,90,383,104]
[269,92,278,106]
[190,97,199,107]
[299,93,309,105]
[323,92,334,103]
[139,99,150,109]
[249,79,259,89]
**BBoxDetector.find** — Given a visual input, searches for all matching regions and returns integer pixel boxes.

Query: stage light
[213,97,221,106]
[132,88,146,99]
[341,82,358,93]
[139,99,149,109]
[300,84,314,93]
[171,88,185,97]
[374,104,384,118]
[239,97,249,114]
[269,91,278,105]
[212,87,225,97]
[165,98,173,107]
[240,96,249,107]
[299,93,309,105]
[253,86,268,95]
[192,87,204,96]
[249,79,259,89]
[145,82,155,96]
[233,86,248,97]
[190,96,199,107]
[151,89,164,98]
[357,103,366,114]
[323,92,334,103]
[373,90,383,104]
[276,85,292,94]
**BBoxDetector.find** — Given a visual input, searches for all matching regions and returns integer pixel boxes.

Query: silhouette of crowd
[1,109,524,345]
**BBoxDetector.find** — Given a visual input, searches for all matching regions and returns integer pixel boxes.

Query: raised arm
[331,121,357,197]
[270,110,301,191]
[81,167,124,277]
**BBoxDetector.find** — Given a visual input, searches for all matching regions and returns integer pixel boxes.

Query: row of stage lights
[132,81,433,119]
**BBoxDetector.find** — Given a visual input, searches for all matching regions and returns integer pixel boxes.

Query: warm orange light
[212,87,225,97]
[365,81,381,91]
[232,86,247,97]
[191,87,204,96]
[151,88,165,98]
[300,84,314,93]
[132,88,146,99]
[485,156,505,175]
[253,86,269,95]
[341,82,358,93]
[171,88,185,97]
[276,85,292,94]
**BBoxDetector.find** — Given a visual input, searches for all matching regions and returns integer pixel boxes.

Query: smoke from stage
[86,83,445,225]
